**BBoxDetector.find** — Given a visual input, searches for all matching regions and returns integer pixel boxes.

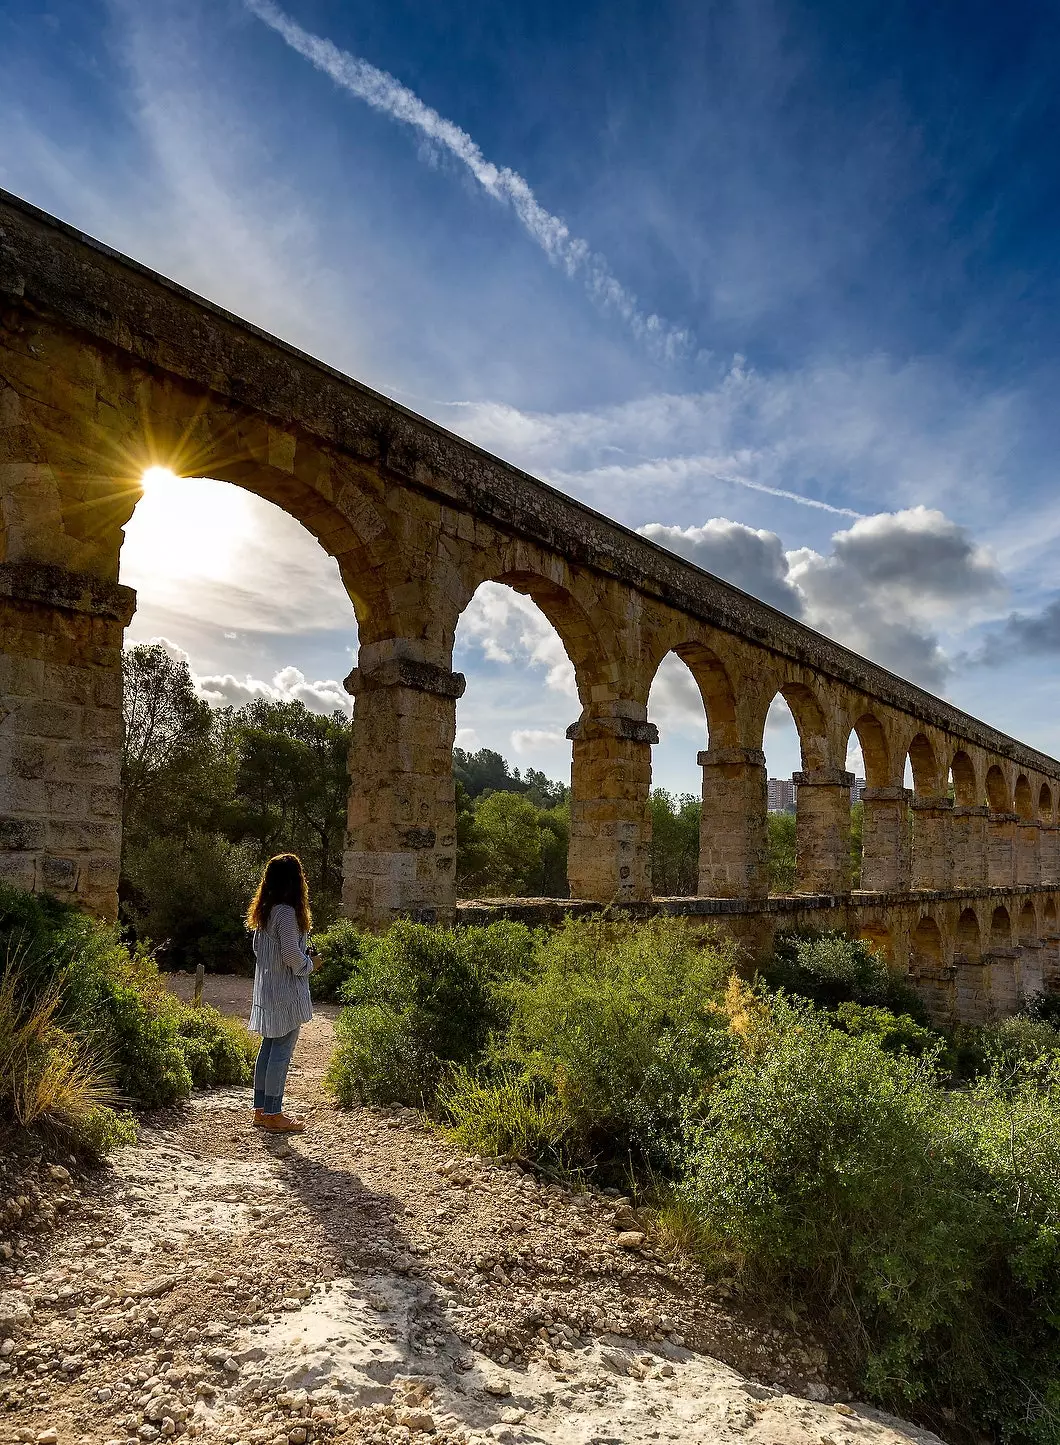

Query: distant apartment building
[851,776,867,804]
[767,776,796,813]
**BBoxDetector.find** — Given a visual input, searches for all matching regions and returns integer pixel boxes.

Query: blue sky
[2,0,1060,794]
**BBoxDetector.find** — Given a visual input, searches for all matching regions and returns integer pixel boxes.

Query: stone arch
[1046,897,1058,932]
[846,711,890,787]
[1019,899,1038,945]
[986,764,1011,812]
[907,733,942,795]
[955,908,981,961]
[858,920,893,965]
[951,750,978,807]
[669,642,739,748]
[1015,774,1034,822]
[1040,782,1054,824]
[990,905,1012,948]
[911,914,944,963]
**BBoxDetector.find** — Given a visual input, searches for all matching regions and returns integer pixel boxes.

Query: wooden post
[193,962,205,1008]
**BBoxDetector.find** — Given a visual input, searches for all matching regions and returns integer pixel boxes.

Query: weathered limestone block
[859,786,911,891]
[985,947,1021,1013]
[1041,827,1060,886]
[1018,940,1046,999]
[696,747,768,898]
[792,768,854,895]
[1043,935,1060,992]
[910,794,954,890]
[1016,820,1042,886]
[952,805,989,888]
[566,709,656,902]
[342,654,464,929]
[988,813,1019,887]
[0,561,132,919]
[955,962,992,1024]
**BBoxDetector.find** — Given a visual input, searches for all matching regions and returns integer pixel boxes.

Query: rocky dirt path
[0,977,947,1445]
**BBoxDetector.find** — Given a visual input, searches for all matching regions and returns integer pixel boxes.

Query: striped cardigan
[248,903,314,1038]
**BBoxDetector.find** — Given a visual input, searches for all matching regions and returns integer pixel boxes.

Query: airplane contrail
[244,0,695,361]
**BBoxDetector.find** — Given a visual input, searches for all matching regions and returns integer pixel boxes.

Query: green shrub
[680,995,1060,1441]
[952,1014,1060,1084]
[828,1001,938,1057]
[327,921,535,1105]
[501,918,737,1169]
[309,919,366,1002]
[761,931,927,1017]
[174,1004,257,1087]
[438,1066,573,1165]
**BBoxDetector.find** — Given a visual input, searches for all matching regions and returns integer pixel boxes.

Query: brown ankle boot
[259,1112,305,1134]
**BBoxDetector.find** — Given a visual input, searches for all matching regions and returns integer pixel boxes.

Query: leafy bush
[681,995,1060,1441]
[827,1001,938,1057]
[0,883,254,1143]
[309,919,366,1002]
[327,921,535,1105]
[501,918,738,1169]
[438,1065,572,1166]
[761,931,927,1017]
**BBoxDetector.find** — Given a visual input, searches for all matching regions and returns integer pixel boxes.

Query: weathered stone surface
[2,186,1060,1018]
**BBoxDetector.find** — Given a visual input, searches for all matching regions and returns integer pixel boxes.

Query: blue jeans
[253,1026,301,1114]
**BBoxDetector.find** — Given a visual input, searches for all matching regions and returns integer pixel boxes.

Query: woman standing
[246,853,316,1134]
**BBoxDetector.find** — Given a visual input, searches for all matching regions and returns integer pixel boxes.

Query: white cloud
[455,727,481,751]
[245,0,693,360]
[133,638,352,716]
[511,728,567,754]
[456,584,578,696]
[640,506,1005,694]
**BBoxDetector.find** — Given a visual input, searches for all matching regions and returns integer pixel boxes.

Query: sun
[140,465,178,491]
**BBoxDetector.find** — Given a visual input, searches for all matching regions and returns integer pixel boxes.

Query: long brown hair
[246,853,312,934]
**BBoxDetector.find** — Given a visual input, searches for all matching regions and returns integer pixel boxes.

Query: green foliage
[122,830,257,975]
[327,921,535,1105]
[761,930,927,1017]
[438,1066,573,1165]
[0,883,255,1141]
[457,791,570,898]
[309,919,367,1002]
[501,918,738,1169]
[767,810,797,893]
[649,790,701,896]
[827,1001,938,1057]
[681,997,1060,1441]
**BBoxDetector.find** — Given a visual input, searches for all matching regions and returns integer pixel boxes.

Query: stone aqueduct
[1,189,1058,1023]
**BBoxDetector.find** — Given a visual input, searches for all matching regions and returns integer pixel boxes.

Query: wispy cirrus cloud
[243,0,694,361]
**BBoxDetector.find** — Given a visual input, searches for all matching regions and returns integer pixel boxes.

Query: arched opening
[955,908,981,962]
[951,751,977,807]
[906,733,949,889]
[847,712,899,891]
[760,692,800,894]
[646,642,740,898]
[858,921,893,966]
[1039,783,1054,825]
[1019,900,1038,945]
[119,470,361,959]
[453,579,579,900]
[986,765,1010,813]
[907,734,941,795]
[986,765,1015,888]
[990,905,1012,949]
[1044,899,1060,993]
[1015,775,1034,822]
[909,914,949,1019]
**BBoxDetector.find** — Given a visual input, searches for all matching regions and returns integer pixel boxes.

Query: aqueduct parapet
[2,190,1058,1021]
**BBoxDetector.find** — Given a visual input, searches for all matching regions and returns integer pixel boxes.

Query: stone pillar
[1043,934,1060,994]
[859,786,911,892]
[988,813,1019,888]
[696,746,768,899]
[1017,939,1045,1001]
[955,961,991,1024]
[985,947,1021,1014]
[792,768,854,895]
[342,654,464,929]
[910,794,954,890]
[1042,827,1060,886]
[1017,821,1042,886]
[0,562,133,919]
[566,708,656,902]
[952,806,989,889]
